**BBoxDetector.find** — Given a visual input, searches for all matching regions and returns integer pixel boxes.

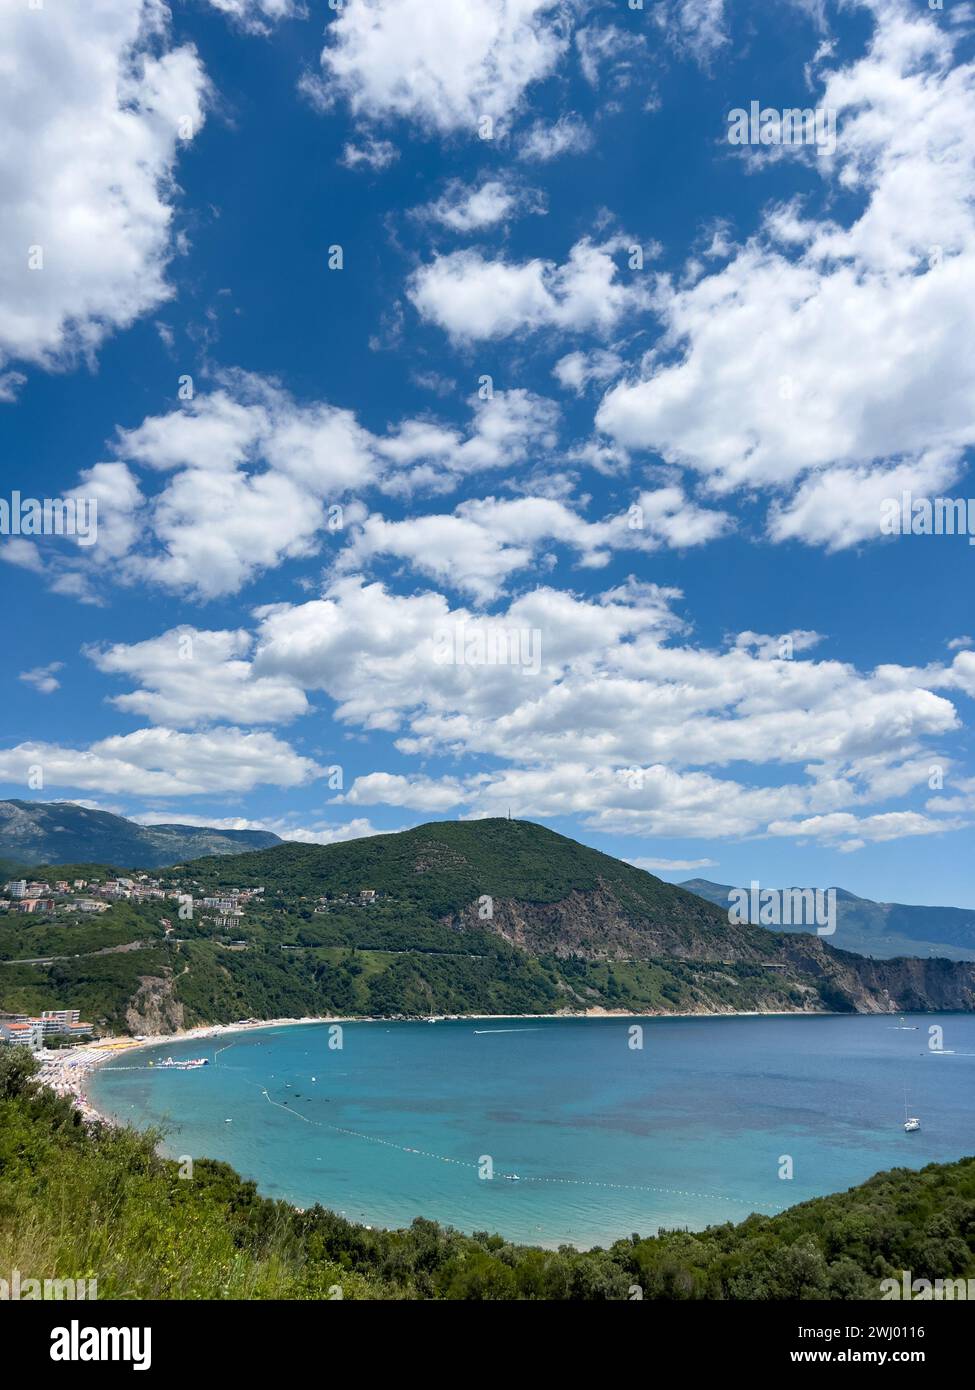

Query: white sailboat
[903,1085,920,1132]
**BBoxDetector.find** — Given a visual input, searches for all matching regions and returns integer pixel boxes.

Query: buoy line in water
[96,1059,777,1212]
[99,1051,781,1213]
[253,1083,777,1212]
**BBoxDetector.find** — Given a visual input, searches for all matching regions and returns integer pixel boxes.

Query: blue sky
[2,0,974,906]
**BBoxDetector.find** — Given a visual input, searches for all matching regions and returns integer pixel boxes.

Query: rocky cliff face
[448,875,769,960]
[449,881,975,1014]
[782,937,975,1013]
[124,973,185,1035]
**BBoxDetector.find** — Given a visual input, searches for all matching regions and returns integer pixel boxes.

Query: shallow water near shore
[89,1013,975,1249]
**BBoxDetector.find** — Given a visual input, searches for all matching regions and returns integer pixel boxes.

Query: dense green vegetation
[3,818,974,1030]
[0,902,165,962]
[169,818,730,938]
[0,948,173,1025]
[0,931,807,1033]
[1,1048,972,1300]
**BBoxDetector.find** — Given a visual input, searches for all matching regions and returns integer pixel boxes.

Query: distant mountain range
[681,879,975,962]
[0,800,282,871]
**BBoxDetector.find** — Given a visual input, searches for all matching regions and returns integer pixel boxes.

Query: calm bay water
[89,1013,975,1249]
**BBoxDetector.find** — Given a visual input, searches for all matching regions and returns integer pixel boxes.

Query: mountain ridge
[0,799,282,870]
[681,877,975,962]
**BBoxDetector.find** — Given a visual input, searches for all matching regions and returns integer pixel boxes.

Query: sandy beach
[34,1015,339,1124]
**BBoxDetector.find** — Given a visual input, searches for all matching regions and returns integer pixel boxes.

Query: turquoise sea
[89,1013,975,1249]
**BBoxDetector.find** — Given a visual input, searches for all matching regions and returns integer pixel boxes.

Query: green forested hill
[171,817,742,955]
[173,817,721,914]
[1,1048,972,1300]
[4,818,975,1031]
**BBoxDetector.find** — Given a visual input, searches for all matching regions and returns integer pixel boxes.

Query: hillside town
[0,874,266,925]
[0,874,388,922]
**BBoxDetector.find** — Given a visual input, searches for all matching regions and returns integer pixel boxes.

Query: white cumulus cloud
[409,237,650,343]
[315,0,570,133]
[597,5,975,550]
[0,0,208,374]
